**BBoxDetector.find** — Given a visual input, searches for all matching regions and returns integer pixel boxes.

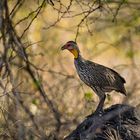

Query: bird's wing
[107,68,126,83]
[85,60,125,89]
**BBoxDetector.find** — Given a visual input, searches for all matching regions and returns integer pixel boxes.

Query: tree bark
[65,104,140,140]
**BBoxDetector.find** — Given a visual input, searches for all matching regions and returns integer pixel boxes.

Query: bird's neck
[74,53,83,61]
[69,49,80,59]
[74,53,85,68]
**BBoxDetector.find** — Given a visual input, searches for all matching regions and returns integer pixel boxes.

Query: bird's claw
[86,110,104,118]
[94,110,104,116]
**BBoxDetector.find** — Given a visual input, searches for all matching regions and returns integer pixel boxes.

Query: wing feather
[85,60,126,92]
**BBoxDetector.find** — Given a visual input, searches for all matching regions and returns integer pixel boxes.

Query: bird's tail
[117,85,127,96]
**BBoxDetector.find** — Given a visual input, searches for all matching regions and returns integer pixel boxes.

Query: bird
[61,41,126,114]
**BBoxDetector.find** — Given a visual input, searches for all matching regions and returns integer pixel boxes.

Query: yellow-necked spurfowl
[61,41,126,113]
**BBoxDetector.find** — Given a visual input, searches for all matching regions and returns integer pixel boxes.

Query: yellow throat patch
[70,49,78,58]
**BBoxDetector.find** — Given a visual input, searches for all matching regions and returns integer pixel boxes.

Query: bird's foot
[87,109,104,118]
[94,109,104,116]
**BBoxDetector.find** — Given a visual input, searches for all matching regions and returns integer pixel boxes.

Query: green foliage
[84,92,93,101]
[126,49,134,58]
[107,94,111,101]
[34,79,41,87]
[32,99,39,105]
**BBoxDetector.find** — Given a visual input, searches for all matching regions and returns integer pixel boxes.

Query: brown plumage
[61,41,126,113]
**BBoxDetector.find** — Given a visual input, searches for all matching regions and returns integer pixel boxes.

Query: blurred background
[0,0,140,139]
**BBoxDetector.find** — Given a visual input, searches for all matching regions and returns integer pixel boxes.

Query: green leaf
[126,49,134,58]
[84,92,93,101]
[32,99,39,105]
[107,94,111,101]
[35,79,41,87]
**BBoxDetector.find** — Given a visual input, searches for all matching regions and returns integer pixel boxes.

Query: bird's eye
[67,44,71,48]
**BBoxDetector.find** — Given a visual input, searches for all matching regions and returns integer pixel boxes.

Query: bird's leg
[95,93,106,114]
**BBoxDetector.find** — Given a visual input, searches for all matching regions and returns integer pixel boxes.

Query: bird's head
[61,41,80,59]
